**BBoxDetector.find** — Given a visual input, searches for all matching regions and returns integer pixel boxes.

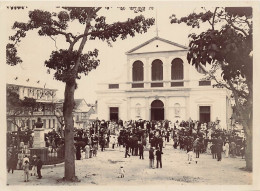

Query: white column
[144,58,148,82]
[184,56,190,87]
[165,97,169,120]
[185,96,190,120]
[127,59,131,82]
[164,57,170,87]
[127,97,131,120]
[144,58,150,88]
[163,57,169,80]
[147,58,151,81]
[145,97,149,120]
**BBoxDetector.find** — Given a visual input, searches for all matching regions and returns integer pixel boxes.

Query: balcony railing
[108,84,119,89]
[151,82,164,87]
[132,83,144,88]
[199,80,211,86]
[171,82,184,87]
[97,79,214,91]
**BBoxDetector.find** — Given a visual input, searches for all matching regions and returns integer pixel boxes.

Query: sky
[2,1,259,104]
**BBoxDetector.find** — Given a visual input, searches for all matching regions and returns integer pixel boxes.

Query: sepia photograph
[1,1,259,190]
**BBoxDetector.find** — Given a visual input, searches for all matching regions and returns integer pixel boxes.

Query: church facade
[96,36,233,129]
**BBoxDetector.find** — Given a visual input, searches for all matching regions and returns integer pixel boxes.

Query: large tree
[170,7,252,171]
[7,7,154,180]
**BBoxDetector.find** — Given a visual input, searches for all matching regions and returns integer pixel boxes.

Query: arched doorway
[151,100,164,120]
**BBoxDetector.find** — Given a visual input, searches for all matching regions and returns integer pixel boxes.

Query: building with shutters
[96,36,233,129]
[6,76,60,132]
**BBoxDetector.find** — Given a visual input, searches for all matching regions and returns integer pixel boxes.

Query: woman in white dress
[224,141,230,158]
[84,144,90,159]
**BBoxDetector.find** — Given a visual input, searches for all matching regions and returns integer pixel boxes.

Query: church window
[151,59,163,81]
[132,61,144,81]
[171,58,184,80]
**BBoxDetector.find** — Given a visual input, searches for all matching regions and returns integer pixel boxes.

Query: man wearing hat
[149,147,155,168]
[155,147,163,168]
[36,156,43,179]
[31,155,37,176]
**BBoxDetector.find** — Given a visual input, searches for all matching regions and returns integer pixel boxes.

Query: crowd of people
[7,118,246,181]
[71,119,246,170]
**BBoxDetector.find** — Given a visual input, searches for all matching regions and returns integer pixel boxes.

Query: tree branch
[68,7,102,51]
[49,36,58,50]
[226,15,248,36]
[211,7,218,30]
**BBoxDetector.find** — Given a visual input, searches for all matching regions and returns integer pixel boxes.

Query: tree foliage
[6,43,22,66]
[7,7,155,180]
[170,7,253,170]
[7,7,155,83]
[170,7,252,82]
[6,88,37,128]
[170,7,252,109]
[7,88,37,111]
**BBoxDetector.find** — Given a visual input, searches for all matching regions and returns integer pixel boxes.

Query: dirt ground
[6,141,252,186]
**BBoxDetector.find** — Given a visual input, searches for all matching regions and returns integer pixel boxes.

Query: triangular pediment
[126,36,188,55]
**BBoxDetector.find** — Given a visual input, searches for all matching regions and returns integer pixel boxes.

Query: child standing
[187,146,193,164]
[23,160,30,182]
[119,166,125,178]
[93,144,97,157]
[31,155,37,176]
[89,145,93,158]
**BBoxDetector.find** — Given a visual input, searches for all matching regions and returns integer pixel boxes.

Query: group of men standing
[149,147,163,168]
[7,150,43,182]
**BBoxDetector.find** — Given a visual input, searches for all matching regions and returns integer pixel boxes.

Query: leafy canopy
[7,88,37,114]
[170,7,252,83]
[7,7,155,83]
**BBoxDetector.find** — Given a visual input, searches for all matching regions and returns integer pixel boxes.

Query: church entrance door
[199,106,210,123]
[151,100,164,121]
[110,107,119,122]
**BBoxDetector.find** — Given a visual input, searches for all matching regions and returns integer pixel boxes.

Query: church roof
[126,36,188,55]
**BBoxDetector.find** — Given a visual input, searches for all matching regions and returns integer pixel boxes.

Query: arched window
[171,58,184,80]
[151,59,163,81]
[132,61,144,81]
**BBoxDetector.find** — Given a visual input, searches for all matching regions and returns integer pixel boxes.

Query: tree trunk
[245,133,252,171]
[243,120,253,171]
[63,81,76,180]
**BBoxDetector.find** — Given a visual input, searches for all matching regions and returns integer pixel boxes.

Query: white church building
[96,36,233,129]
